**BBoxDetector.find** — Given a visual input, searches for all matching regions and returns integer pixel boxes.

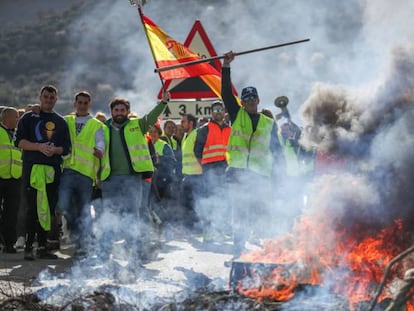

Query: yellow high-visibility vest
[161,135,178,151]
[101,119,154,180]
[30,164,55,231]
[0,126,22,179]
[182,129,202,175]
[227,109,274,176]
[63,115,103,180]
[154,139,168,156]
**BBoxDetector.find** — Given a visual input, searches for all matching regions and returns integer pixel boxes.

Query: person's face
[5,110,19,129]
[181,116,192,133]
[39,90,57,112]
[242,97,259,114]
[111,103,129,124]
[148,126,160,141]
[211,105,224,122]
[175,124,185,139]
[164,122,176,137]
[74,95,91,116]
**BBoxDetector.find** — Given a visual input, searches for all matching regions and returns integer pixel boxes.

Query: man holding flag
[96,91,169,263]
[221,51,284,256]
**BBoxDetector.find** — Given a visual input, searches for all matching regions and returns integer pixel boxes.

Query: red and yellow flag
[142,15,222,98]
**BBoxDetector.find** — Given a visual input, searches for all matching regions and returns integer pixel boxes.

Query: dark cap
[211,100,224,109]
[241,86,259,101]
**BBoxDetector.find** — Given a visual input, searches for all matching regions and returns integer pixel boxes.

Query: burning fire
[238,217,413,310]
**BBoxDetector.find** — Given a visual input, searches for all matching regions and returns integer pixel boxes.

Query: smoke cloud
[59,0,413,118]
[20,0,414,307]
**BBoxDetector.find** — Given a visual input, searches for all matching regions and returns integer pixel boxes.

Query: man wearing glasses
[194,101,231,244]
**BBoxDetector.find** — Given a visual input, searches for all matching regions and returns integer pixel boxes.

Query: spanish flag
[142,15,222,99]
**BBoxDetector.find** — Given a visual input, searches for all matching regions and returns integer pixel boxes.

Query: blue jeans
[97,174,147,260]
[58,169,93,249]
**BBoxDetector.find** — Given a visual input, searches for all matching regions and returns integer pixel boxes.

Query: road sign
[157,20,221,116]
[161,100,217,119]
[183,20,222,72]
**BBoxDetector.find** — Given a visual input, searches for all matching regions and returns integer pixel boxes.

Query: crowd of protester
[0,54,318,264]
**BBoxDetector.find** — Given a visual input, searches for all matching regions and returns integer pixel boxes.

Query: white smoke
[56,0,414,250]
[17,0,414,307]
[59,0,414,119]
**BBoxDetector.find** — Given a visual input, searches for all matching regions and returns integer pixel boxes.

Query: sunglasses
[212,108,224,113]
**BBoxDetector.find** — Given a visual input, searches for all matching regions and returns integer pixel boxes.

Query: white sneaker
[15,236,25,249]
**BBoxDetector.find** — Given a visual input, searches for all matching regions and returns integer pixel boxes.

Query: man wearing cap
[194,101,231,243]
[221,51,283,256]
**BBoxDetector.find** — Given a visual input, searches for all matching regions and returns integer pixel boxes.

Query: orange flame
[238,218,413,309]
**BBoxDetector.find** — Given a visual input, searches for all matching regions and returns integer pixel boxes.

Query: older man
[0,107,22,253]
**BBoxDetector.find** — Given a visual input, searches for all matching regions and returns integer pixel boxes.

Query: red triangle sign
[157,20,221,100]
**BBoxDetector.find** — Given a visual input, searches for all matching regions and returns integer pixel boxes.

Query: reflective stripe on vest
[227,109,273,176]
[201,122,231,164]
[182,129,202,175]
[101,119,154,180]
[63,115,103,180]
[0,127,22,179]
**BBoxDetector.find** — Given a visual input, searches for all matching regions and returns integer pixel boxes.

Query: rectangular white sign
[162,100,218,120]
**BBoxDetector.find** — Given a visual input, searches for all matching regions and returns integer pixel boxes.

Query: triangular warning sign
[157,20,221,100]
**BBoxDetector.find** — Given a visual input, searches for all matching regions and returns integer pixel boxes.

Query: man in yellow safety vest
[58,91,105,257]
[0,107,22,253]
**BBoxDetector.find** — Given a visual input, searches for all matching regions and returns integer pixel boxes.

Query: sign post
[159,20,221,120]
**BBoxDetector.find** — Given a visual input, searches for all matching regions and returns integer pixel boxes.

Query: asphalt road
[0,227,235,308]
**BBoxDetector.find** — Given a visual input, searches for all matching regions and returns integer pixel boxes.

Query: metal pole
[154,38,310,73]
[129,0,165,89]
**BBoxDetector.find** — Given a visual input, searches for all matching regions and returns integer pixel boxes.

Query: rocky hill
[0,0,132,113]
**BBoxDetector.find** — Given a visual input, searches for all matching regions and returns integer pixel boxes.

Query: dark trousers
[0,178,21,248]
[180,174,202,229]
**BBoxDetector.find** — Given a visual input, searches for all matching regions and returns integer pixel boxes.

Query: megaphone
[274,96,290,120]
[274,96,289,109]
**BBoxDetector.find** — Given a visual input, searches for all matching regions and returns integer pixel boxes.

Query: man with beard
[97,91,169,264]
[221,52,283,257]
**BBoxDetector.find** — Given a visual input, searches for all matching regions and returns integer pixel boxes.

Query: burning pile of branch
[0,289,349,311]
[229,216,414,310]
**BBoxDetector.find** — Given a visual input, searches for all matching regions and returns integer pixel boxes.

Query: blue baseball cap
[241,86,259,101]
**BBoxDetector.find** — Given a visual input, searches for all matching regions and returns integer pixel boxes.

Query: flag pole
[154,38,310,73]
[129,0,166,90]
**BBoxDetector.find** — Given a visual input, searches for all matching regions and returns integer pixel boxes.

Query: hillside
[0,0,133,113]
[0,0,81,30]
